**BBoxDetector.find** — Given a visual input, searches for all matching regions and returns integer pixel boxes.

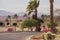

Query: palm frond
[28,11,33,15]
[23,14,27,17]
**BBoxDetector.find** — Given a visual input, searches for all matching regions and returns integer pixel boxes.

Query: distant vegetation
[47,22,58,28]
[0,22,4,26]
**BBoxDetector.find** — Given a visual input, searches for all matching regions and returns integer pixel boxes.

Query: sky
[0,0,60,14]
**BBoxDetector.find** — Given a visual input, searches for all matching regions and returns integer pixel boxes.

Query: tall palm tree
[13,14,18,26]
[7,15,11,22]
[41,14,45,21]
[6,15,11,27]
[13,14,18,22]
[50,0,54,32]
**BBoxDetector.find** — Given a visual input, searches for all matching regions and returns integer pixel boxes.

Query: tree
[27,0,44,32]
[7,15,11,21]
[7,23,10,25]
[13,14,18,20]
[6,15,11,27]
[47,22,58,28]
[5,18,9,22]
[47,22,58,33]
[35,18,44,32]
[21,19,39,31]
[12,23,17,27]
[13,14,18,27]
[0,22,4,26]
[27,0,40,19]
[50,0,54,32]
[41,14,45,21]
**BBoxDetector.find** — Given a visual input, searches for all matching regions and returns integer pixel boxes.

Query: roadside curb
[0,31,40,33]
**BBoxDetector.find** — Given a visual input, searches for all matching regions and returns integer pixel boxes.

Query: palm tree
[7,15,11,19]
[13,14,18,20]
[13,14,18,27]
[41,14,45,21]
[27,0,40,19]
[50,0,54,32]
[27,0,44,32]
[27,0,43,32]
[6,15,11,27]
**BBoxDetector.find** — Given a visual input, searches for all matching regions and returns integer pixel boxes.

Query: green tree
[27,0,44,32]
[7,15,11,21]
[47,22,58,28]
[21,19,38,31]
[13,14,18,20]
[0,22,4,26]
[47,22,58,33]
[12,23,17,27]
[13,14,18,26]
[6,15,11,26]
[27,0,40,18]
[41,14,45,21]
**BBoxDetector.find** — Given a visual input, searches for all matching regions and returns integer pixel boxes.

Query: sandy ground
[29,33,60,40]
[0,26,60,32]
[0,27,36,32]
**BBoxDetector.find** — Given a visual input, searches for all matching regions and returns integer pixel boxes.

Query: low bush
[7,28,13,32]
[46,32,55,40]
[47,22,58,28]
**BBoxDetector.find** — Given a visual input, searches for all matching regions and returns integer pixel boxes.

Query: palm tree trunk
[16,18,18,27]
[34,8,37,19]
[10,18,11,27]
[32,8,37,19]
[50,0,54,32]
[31,27,33,32]
[28,27,30,31]
[34,8,41,32]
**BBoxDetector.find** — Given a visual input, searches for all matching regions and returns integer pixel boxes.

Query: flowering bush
[7,28,13,32]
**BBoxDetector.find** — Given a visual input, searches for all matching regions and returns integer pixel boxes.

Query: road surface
[0,32,40,40]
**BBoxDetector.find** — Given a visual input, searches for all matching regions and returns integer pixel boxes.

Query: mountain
[0,10,25,16]
[0,10,27,21]
[0,10,49,17]
[0,10,14,16]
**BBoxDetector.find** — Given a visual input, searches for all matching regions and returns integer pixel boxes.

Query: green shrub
[13,23,17,26]
[20,19,44,31]
[7,23,10,25]
[21,19,38,30]
[47,22,58,28]
[46,32,55,40]
[47,33,52,40]
[0,22,4,26]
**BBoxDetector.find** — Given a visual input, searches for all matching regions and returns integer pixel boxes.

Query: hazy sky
[0,0,60,14]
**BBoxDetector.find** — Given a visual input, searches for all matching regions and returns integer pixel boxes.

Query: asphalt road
[0,32,40,40]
